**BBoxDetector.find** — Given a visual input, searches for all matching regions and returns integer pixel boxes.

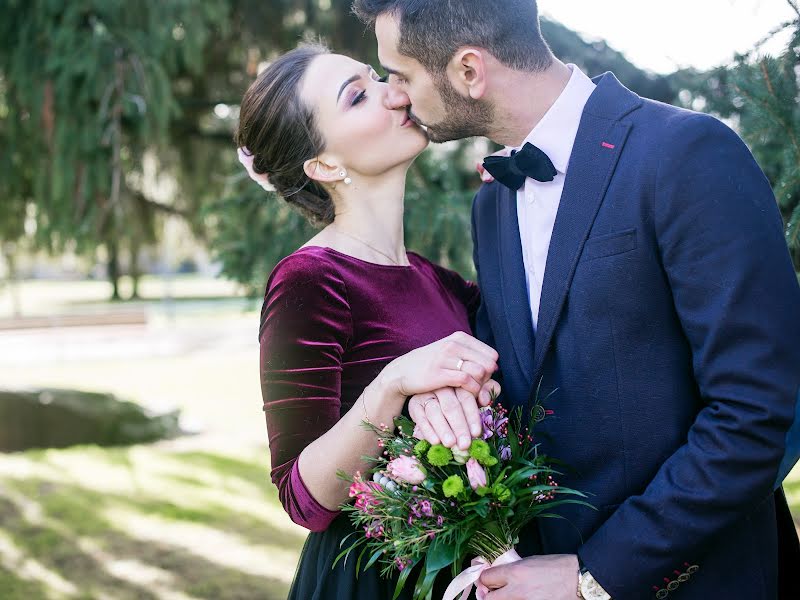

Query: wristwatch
[577,559,611,600]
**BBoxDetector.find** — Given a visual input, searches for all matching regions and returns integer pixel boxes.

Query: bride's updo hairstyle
[235,43,335,225]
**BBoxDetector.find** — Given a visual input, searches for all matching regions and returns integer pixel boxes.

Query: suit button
[687,565,699,574]
[656,589,669,599]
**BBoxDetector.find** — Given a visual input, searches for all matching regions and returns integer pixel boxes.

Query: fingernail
[444,435,455,446]
[471,426,481,437]
[458,436,469,448]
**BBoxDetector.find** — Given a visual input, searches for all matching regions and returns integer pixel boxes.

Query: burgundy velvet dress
[259,246,480,599]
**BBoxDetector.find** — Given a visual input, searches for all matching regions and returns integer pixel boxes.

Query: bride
[236,43,499,599]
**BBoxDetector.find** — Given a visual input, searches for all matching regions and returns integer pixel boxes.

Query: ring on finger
[456,358,465,371]
[420,396,437,410]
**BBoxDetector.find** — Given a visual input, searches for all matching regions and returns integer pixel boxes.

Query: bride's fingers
[446,332,499,364]
[457,359,491,387]
[443,369,482,397]
[436,388,472,449]
[478,379,501,406]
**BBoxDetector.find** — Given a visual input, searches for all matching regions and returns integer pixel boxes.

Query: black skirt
[287,513,461,600]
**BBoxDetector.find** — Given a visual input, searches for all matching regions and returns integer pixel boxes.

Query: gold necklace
[329,226,407,266]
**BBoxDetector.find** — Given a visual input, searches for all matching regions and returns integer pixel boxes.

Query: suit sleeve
[577,114,800,598]
[259,253,353,532]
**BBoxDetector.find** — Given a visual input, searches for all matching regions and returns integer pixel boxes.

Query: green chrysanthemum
[469,439,498,466]
[442,475,465,498]
[414,439,431,457]
[493,483,511,502]
[427,444,453,467]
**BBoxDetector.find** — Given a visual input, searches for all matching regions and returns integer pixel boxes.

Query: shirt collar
[511,64,596,175]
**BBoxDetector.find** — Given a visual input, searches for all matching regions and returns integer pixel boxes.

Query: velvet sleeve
[259,252,353,532]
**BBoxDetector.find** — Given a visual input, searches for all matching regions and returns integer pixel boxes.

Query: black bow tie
[482,142,557,190]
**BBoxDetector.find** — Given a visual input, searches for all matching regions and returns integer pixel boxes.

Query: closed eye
[351,90,367,106]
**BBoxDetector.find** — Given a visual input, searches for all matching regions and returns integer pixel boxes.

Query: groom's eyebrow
[381,65,406,79]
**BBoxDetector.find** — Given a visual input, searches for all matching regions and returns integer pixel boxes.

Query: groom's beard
[416,76,494,143]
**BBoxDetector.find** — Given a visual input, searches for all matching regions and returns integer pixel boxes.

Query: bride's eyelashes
[351,90,367,106]
[349,72,388,107]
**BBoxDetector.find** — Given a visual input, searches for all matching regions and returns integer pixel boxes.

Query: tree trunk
[108,241,121,301]
[129,241,141,300]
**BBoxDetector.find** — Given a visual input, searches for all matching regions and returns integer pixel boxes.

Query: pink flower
[237,147,273,191]
[466,458,487,491]
[386,455,427,485]
[349,478,382,513]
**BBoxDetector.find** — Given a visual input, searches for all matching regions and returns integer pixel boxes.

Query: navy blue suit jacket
[471,73,800,599]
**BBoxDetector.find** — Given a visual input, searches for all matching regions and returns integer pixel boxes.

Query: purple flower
[480,409,495,439]
[500,445,512,461]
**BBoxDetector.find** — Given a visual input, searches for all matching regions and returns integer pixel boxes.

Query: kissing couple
[239,1,800,599]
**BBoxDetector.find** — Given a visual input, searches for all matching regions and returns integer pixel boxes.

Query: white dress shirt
[513,64,596,331]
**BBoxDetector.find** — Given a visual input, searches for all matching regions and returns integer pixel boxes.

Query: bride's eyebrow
[336,64,372,104]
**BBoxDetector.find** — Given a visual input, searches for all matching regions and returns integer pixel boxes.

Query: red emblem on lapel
[601,142,615,149]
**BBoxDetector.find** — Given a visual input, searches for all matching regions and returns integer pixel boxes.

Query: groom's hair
[352,0,552,74]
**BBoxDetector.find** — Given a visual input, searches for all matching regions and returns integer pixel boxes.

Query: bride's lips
[400,114,414,128]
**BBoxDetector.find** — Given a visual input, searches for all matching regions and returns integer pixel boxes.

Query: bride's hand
[379,331,498,403]
[408,379,501,450]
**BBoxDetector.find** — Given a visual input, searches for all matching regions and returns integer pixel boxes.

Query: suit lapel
[497,184,536,387]
[531,75,639,384]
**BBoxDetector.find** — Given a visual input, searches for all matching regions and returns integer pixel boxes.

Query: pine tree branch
[132,192,188,218]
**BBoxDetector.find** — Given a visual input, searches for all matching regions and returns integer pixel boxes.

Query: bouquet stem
[466,522,513,563]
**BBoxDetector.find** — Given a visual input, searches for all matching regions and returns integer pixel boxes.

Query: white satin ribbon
[442,547,522,600]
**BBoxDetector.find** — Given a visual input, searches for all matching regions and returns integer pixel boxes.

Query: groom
[353,1,800,599]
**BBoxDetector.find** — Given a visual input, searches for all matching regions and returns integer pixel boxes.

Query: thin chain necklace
[329,226,408,266]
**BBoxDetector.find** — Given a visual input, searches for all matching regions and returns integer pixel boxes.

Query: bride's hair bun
[235,43,335,226]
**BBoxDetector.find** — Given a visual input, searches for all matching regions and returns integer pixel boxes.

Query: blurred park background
[0,0,798,598]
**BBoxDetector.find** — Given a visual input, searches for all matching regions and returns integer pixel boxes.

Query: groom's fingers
[479,564,511,589]
[453,387,482,438]
[436,388,472,449]
[408,395,441,445]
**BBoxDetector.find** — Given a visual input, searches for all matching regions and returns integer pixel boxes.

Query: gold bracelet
[360,388,373,425]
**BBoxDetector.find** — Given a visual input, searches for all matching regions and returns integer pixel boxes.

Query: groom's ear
[448,48,488,100]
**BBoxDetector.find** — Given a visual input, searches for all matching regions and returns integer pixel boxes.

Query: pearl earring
[340,170,352,185]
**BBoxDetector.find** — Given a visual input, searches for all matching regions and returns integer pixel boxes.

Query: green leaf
[364,547,385,571]
[392,561,417,600]
[426,534,456,573]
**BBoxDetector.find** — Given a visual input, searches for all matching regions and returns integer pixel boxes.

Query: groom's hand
[408,380,499,450]
[480,554,579,600]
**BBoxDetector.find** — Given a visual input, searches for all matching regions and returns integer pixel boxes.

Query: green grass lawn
[0,442,307,600]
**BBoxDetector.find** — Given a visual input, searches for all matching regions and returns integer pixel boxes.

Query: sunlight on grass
[0,443,304,599]
[0,530,79,599]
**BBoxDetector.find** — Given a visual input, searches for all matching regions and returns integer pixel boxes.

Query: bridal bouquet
[335,396,592,600]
